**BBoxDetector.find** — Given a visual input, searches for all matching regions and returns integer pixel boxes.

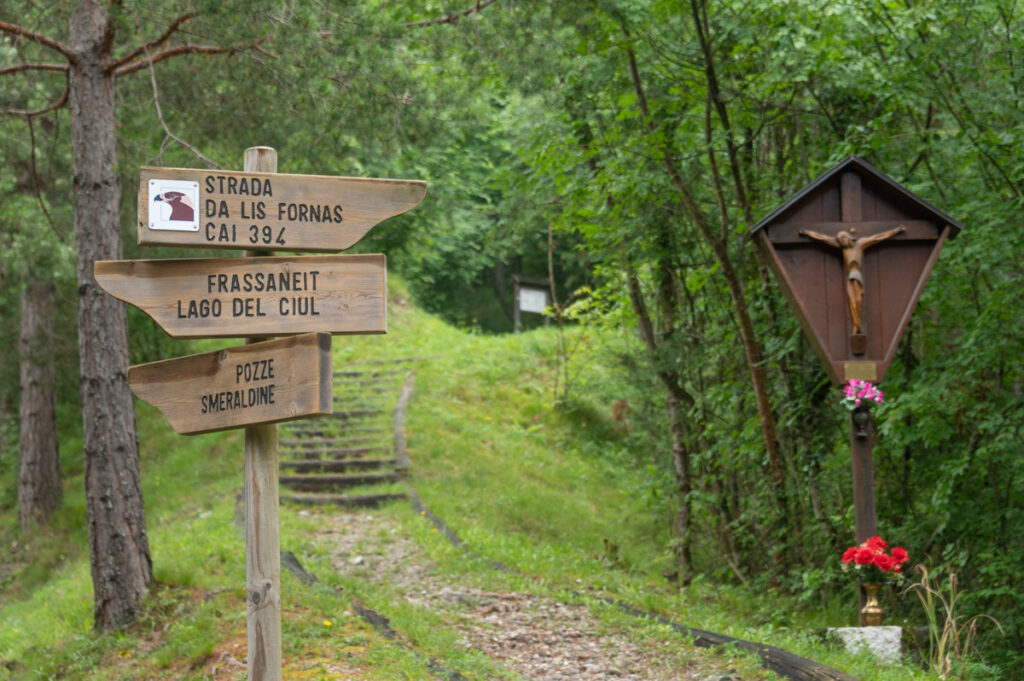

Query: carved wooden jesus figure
[799,225,906,335]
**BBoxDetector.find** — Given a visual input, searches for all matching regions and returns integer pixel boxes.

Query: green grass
[0,276,943,681]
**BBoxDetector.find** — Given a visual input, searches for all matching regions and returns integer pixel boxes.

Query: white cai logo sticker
[148,179,200,231]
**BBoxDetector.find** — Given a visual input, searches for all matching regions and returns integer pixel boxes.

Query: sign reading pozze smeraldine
[138,167,426,252]
[128,333,333,435]
[94,254,386,338]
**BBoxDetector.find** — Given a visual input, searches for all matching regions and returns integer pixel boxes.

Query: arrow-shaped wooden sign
[139,167,426,252]
[129,333,332,435]
[94,254,386,338]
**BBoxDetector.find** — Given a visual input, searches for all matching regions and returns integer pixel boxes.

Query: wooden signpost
[139,166,426,252]
[95,254,387,338]
[751,156,961,624]
[97,146,424,680]
[128,333,332,435]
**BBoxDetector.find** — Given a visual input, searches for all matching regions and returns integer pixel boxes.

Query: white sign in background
[519,287,549,314]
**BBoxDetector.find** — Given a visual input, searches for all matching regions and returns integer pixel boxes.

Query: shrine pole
[849,407,877,544]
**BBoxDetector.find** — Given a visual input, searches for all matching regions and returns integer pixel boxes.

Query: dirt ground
[316,509,762,681]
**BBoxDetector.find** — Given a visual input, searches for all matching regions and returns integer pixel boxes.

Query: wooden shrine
[752,156,962,625]
[750,156,963,386]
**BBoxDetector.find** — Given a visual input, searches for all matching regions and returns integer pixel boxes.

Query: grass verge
[0,276,941,681]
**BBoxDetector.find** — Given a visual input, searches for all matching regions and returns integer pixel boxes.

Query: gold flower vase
[860,582,885,626]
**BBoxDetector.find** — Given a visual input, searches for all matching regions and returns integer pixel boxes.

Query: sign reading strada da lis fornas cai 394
[141,166,427,252]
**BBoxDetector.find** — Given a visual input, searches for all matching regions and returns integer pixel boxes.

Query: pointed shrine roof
[749,156,964,237]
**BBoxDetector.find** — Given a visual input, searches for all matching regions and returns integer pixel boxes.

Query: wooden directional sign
[750,156,963,385]
[139,167,426,252]
[94,254,386,338]
[129,333,332,435]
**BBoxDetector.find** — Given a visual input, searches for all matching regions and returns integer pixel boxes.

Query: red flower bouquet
[841,536,909,582]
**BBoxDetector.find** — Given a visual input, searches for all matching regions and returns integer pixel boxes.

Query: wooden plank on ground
[280,472,401,490]
[280,459,398,473]
[280,493,407,508]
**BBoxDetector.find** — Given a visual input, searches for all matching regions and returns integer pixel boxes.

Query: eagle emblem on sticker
[148,179,200,231]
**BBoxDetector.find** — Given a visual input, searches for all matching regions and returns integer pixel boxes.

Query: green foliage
[2,0,1024,675]
[905,565,1006,681]
[378,0,1024,674]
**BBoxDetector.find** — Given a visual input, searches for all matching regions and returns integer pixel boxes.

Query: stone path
[316,510,757,681]
[293,359,853,681]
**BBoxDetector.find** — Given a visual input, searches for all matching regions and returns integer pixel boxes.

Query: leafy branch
[406,0,500,27]
[0,14,269,107]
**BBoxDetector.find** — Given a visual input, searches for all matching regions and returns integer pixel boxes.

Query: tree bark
[624,256,694,582]
[665,390,693,582]
[622,39,789,520]
[68,0,152,630]
[18,280,62,530]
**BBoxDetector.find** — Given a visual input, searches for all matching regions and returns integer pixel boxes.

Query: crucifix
[799,224,907,352]
[750,157,962,624]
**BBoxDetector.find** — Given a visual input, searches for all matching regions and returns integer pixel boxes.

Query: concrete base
[828,626,903,663]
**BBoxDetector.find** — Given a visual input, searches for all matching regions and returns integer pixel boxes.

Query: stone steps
[280,472,402,492]
[279,360,418,507]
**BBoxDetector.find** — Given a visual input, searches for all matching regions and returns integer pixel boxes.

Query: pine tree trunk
[17,278,61,528]
[18,280,62,530]
[68,0,152,630]
[666,392,693,583]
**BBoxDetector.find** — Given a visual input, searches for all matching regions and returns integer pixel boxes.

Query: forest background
[0,0,1021,677]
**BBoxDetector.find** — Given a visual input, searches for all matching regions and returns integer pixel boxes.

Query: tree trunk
[18,280,62,530]
[622,40,789,521]
[624,255,695,583]
[69,0,152,631]
[666,391,693,583]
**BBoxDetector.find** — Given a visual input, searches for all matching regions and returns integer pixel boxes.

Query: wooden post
[849,409,877,543]
[850,406,878,625]
[243,146,282,681]
[512,276,522,333]
[843,174,878,626]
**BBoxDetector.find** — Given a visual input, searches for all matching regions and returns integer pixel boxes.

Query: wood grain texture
[850,414,878,544]
[757,169,950,385]
[245,420,280,681]
[128,333,332,435]
[243,146,281,681]
[94,254,387,338]
[138,166,426,252]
